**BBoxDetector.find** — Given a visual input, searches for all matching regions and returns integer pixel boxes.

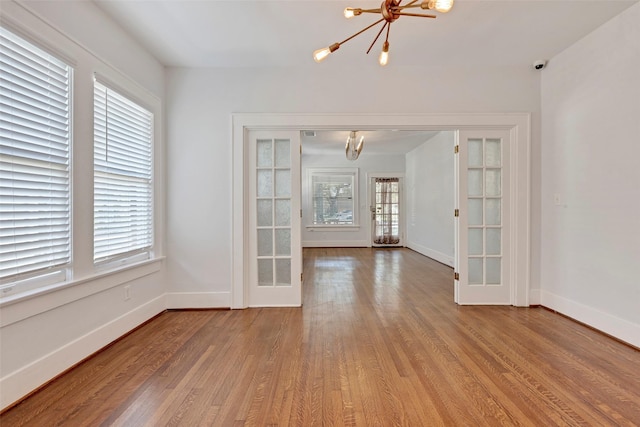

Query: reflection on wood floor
[2,247,639,426]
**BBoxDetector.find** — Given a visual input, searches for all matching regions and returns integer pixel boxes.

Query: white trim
[406,243,454,267]
[166,292,231,309]
[233,113,531,309]
[540,290,639,348]
[0,295,166,410]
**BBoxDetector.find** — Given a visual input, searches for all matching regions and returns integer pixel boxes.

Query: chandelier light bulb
[344,8,355,19]
[313,43,340,63]
[426,0,454,13]
[379,41,389,66]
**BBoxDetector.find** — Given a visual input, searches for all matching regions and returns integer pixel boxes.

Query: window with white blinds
[0,27,71,286]
[93,81,153,264]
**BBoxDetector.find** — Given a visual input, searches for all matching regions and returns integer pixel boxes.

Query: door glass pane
[257,170,272,197]
[468,258,483,284]
[257,229,273,256]
[468,228,483,255]
[468,169,483,196]
[485,169,501,197]
[275,258,291,286]
[486,228,501,255]
[486,199,501,225]
[258,259,273,286]
[275,199,290,226]
[257,139,272,168]
[486,258,501,284]
[468,139,483,167]
[257,199,272,227]
[275,229,291,256]
[275,169,291,197]
[485,139,501,167]
[468,199,483,225]
[275,139,290,168]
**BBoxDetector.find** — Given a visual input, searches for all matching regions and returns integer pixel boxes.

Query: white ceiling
[93,0,637,68]
[91,0,637,154]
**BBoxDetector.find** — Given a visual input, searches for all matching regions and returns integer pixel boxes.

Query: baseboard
[303,240,369,248]
[166,292,231,309]
[406,242,454,267]
[540,290,640,348]
[0,295,166,410]
[528,288,541,305]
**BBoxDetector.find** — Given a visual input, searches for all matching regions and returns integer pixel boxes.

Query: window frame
[0,25,73,296]
[305,167,359,230]
[92,76,155,269]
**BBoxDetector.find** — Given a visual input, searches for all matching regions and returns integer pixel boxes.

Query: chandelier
[313,0,454,66]
[346,131,365,160]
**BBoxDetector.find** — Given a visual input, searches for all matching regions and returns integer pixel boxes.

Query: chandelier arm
[338,18,386,45]
[357,8,383,14]
[393,12,436,18]
[400,0,420,7]
[366,22,389,54]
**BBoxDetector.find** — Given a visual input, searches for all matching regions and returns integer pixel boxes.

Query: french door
[455,130,511,305]
[370,176,402,247]
[247,130,302,307]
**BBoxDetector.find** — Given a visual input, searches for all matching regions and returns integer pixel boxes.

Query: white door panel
[456,130,511,305]
[248,131,302,307]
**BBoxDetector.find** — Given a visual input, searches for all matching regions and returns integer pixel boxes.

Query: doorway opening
[232,113,531,309]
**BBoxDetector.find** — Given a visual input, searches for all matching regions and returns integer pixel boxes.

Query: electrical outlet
[124,285,131,301]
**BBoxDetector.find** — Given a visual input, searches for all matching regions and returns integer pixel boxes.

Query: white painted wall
[0,1,166,409]
[540,2,640,347]
[166,66,541,307]
[405,132,455,266]
[301,153,405,247]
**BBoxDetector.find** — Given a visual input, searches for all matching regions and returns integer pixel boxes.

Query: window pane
[468,258,483,284]
[275,199,290,226]
[468,139,483,167]
[274,139,290,168]
[275,229,291,256]
[0,27,71,283]
[468,169,483,196]
[275,169,291,197]
[257,229,273,256]
[468,228,483,255]
[275,258,291,286]
[257,139,272,168]
[258,259,273,286]
[94,81,153,263]
[486,258,501,284]
[311,171,356,225]
[257,199,272,227]
[468,198,483,226]
[485,169,501,197]
[257,170,272,197]
[485,139,501,167]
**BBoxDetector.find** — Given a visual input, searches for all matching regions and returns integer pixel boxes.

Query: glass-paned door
[248,131,301,307]
[455,130,511,304]
[371,177,402,246]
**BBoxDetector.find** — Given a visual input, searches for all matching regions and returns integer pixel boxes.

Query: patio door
[455,130,511,305]
[370,176,402,246]
[247,130,302,307]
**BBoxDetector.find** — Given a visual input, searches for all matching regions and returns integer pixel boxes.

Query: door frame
[232,113,531,309]
[367,172,405,247]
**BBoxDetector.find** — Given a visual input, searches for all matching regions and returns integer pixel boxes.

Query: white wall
[0,1,166,409]
[301,152,406,247]
[166,66,541,307]
[406,132,456,266]
[540,2,640,347]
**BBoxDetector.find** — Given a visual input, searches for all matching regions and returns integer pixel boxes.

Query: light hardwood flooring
[2,247,639,426]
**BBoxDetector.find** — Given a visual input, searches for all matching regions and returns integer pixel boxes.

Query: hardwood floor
[2,248,639,426]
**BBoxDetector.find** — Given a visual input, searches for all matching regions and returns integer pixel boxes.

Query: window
[0,27,71,289]
[93,80,153,265]
[308,168,358,226]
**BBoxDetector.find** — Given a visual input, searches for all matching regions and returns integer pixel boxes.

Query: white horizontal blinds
[93,81,153,263]
[0,27,71,282]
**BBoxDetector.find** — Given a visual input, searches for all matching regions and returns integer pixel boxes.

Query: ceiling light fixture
[346,131,365,160]
[313,0,454,66]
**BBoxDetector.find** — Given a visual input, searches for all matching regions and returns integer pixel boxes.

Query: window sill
[306,225,361,232]
[0,257,165,327]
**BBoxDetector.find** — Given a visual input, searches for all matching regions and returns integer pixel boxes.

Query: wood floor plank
[2,247,639,426]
